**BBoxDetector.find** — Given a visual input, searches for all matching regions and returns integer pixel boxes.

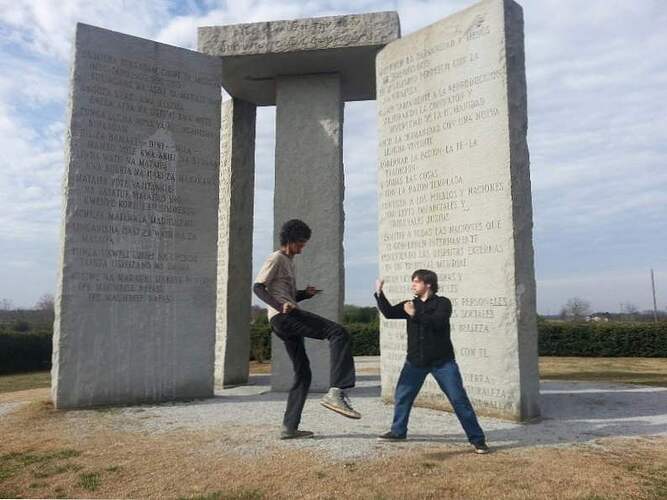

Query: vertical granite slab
[376,0,539,421]
[216,98,256,388]
[272,74,345,392]
[52,23,222,408]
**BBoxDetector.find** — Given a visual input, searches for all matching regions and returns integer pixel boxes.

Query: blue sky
[0,0,665,314]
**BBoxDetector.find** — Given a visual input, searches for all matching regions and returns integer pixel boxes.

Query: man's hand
[282,302,297,314]
[375,279,384,295]
[403,301,415,317]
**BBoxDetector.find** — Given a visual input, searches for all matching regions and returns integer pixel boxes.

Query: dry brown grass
[0,371,50,394]
[2,359,667,498]
[248,361,271,374]
[1,390,666,499]
[540,357,667,387]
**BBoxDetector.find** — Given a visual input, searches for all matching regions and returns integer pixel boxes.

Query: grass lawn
[0,402,665,499]
[0,371,50,394]
[539,357,667,387]
[1,359,666,498]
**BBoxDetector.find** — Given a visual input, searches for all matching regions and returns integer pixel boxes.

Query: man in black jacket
[374,269,488,453]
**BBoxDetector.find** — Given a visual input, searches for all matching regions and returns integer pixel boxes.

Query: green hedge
[251,321,666,359]
[2,320,664,377]
[538,321,667,357]
[250,320,272,363]
[347,323,380,356]
[0,332,52,374]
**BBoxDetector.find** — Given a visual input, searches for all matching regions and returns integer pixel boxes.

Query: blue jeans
[391,359,485,444]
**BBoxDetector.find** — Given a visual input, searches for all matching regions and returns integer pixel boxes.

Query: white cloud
[0,0,169,60]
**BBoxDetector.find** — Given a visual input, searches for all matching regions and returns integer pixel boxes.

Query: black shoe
[472,441,490,454]
[377,431,406,441]
[280,429,314,440]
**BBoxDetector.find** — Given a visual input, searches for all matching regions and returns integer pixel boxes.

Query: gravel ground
[4,357,667,461]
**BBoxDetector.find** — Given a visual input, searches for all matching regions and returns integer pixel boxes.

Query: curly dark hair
[411,269,439,293]
[279,219,312,245]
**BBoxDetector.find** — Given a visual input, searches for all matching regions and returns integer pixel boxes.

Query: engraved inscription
[377,7,521,417]
[65,48,220,305]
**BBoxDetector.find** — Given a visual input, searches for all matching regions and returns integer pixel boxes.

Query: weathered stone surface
[199,12,399,55]
[271,74,344,392]
[52,23,222,408]
[198,12,400,105]
[376,0,539,421]
[215,98,256,389]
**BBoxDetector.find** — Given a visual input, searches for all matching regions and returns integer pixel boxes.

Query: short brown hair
[411,269,438,293]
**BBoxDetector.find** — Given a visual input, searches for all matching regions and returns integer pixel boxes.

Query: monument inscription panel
[376,0,539,420]
[52,24,222,408]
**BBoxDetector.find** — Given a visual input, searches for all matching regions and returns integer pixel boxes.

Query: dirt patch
[1,395,665,499]
[0,387,50,404]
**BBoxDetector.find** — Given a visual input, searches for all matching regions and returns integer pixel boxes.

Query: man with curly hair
[253,219,360,439]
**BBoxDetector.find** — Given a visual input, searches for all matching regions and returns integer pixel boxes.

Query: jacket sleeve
[412,296,452,327]
[374,291,410,320]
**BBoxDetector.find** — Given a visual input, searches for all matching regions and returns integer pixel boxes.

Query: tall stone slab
[272,74,345,391]
[376,0,539,420]
[52,24,222,408]
[215,98,256,388]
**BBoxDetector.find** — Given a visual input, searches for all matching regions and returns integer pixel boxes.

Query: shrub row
[0,332,52,374]
[250,321,667,360]
[347,323,380,356]
[538,321,667,357]
[3,321,665,376]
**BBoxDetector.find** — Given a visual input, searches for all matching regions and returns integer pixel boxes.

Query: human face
[287,239,308,255]
[411,277,431,298]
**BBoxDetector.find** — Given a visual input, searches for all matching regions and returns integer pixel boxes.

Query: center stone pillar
[272,74,344,391]
[198,11,400,391]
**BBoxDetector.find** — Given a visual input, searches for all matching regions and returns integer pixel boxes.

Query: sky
[0,0,665,314]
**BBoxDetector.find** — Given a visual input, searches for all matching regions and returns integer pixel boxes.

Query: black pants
[270,309,356,430]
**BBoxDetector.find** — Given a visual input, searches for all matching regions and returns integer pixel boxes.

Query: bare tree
[35,293,55,312]
[620,302,639,319]
[561,297,591,321]
[0,298,13,311]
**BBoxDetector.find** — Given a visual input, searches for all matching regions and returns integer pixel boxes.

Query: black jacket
[374,291,455,367]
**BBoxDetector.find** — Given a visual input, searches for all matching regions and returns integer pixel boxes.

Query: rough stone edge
[197,11,400,56]
[51,24,80,407]
[504,0,541,421]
